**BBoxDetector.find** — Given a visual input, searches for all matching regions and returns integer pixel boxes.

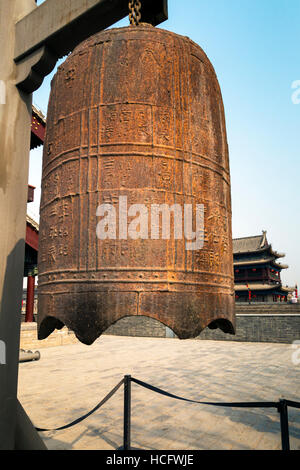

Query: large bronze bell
[38,24,235,345]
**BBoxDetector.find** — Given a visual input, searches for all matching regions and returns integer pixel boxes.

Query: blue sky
[30,0,300,286]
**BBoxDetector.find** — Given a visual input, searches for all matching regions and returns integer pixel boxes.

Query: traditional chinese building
[22,105,46,321]
[233,231,293,303]
[30,104,46,150]
[23,215,39,321]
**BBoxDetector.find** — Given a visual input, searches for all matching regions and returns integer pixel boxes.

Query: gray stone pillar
[0,0,37,450]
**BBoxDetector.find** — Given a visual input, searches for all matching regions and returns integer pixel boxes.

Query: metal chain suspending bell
[129,0,142,26]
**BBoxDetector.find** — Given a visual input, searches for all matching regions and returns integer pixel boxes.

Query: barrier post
[123,375,131,450]
[278,400,290,450]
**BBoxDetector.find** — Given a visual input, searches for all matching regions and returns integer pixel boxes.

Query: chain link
[128,0,142,26]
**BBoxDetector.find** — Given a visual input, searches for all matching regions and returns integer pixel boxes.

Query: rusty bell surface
[38,24,236,345]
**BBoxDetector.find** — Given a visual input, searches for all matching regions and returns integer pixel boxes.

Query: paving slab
[17,336,300,450]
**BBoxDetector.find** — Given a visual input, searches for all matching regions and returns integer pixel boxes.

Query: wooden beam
[27,185,35,203]
[15,0,168,93]
[26,224,38,252]
[30,108,45,148]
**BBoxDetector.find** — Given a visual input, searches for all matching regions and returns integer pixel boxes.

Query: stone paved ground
[17,336,300,450]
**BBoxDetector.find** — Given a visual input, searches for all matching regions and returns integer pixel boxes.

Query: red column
[25,275,35,322]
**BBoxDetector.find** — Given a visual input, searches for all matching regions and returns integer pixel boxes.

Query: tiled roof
[233,231,267,254]
[26,214,39,232]
[233,256,274,266]
[32,105,46,123]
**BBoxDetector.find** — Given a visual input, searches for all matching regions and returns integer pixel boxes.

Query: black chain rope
[34,375,299,434]
[35,378,124,432]
[131,377,280,409]
[284,399,300,409]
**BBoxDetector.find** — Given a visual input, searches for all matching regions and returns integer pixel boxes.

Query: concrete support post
[0,0,37,450]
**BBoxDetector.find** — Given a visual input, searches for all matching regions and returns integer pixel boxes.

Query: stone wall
[20,304,300,348]
[198,303,300,344]
[103,304,300,344]
[104,315,167,338]
[234,303,300,315]
[20,323,77,350]
[198,314,300,344]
